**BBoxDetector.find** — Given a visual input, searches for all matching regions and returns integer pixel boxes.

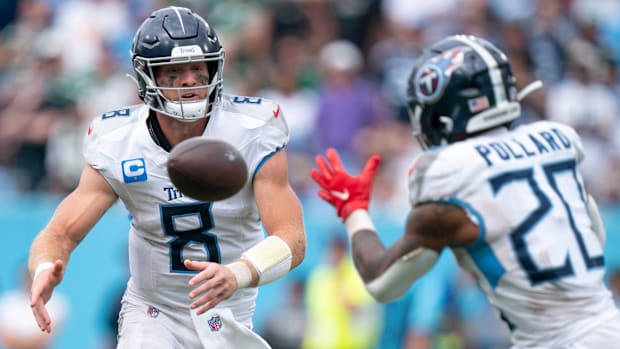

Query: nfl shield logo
[147,306,159,318]
[208,316,222,331]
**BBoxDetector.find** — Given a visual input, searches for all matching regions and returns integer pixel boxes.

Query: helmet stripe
[171,6,186,34]
[453,36,505,105]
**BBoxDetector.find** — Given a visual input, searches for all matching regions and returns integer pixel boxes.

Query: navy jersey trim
[147,111,173,152]
[252,145,285,182]
[438,197,506,290]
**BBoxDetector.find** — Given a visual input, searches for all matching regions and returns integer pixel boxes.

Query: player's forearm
[345,209,438,303]
[227,235,293,288]
[27,176,115,280]
[258,185,306,268]
[345,209,391,282]
[273,220,306,269]
[228,197,305,289]
[350,229,390,282]
[28,228,74,279]
[351,229,429,283]
[28,200,92,278]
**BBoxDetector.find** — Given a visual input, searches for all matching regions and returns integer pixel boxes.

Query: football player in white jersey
[28,6,306,348]
[311,34,620,348]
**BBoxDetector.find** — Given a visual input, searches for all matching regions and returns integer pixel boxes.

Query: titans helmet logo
[414,47,467,103]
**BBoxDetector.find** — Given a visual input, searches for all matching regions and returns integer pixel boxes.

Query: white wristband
[33,262,54,281]
[241,236,292,286]
[226,261,253,289]
[344,209,376,240]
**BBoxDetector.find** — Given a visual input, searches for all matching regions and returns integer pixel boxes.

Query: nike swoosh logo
[330,189,350,200]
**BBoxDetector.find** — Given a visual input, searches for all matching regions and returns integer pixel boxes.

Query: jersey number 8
[160,203,221,273]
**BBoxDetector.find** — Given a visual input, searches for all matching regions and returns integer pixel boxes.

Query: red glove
[310,148,381,221]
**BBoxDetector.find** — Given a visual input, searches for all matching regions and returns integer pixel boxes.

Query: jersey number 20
[490,159,604,285]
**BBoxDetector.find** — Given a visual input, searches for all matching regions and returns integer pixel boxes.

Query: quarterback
[28,6,306,348]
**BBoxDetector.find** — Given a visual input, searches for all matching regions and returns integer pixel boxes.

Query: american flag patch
[468,96,490,113]
[208,316,222,331]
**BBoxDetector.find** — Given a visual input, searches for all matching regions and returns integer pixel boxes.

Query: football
[167,137,248,201]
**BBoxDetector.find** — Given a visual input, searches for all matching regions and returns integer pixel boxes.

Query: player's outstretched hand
[30,259,65,333]
[310,148,381,221]
[185,259,238,315]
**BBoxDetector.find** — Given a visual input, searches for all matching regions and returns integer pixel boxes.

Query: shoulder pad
[86,104,144,140]
[220,94,288,135]
[409,146,478,205]
[82,104,146,167]
[527,120,585,164]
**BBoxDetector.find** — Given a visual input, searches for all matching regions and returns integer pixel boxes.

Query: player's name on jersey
[474,127,572,166]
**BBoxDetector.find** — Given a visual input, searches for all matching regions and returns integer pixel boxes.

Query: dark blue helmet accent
[406,34,520,148]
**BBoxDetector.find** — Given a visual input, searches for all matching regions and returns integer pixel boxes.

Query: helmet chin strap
[126,73,139,86]
[438,116,454,134]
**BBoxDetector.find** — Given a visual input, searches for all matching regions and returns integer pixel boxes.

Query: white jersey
[408,121,619,347]
[83,94,288,327]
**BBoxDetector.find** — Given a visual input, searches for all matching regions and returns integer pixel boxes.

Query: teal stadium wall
[1,194,619,348]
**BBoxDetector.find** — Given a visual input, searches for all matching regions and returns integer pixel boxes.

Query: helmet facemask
[133,47,224,122]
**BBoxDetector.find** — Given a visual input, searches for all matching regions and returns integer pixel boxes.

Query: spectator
[0,266,69,349]
[314,39,393,160]
[545,39,620,202]
[303,236,380,349]
[257,34,319,153]
[261,278,307,349]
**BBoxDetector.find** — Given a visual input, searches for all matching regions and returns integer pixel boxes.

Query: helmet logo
[171,45,203,57]
[414,48,466,103]
[415,66,442,102]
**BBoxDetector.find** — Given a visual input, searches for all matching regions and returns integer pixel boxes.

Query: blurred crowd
[1,0,620,348]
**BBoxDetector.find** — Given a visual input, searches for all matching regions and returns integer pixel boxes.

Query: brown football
[167,137,248,201]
